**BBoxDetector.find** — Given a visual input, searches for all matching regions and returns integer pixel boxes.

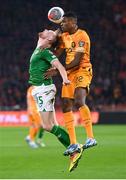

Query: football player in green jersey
[28,29,70,149]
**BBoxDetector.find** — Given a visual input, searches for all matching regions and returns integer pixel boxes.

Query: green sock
[38,128,44,139]
[51,125,70,148]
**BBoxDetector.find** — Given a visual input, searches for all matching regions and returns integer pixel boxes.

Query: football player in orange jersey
[60,12,97,152]
[45,12,97,171]
[25,86,45,148]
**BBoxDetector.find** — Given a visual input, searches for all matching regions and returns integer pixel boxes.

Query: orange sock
[63,111,77,144]
[29,127,38,141]
[79,105,94,138]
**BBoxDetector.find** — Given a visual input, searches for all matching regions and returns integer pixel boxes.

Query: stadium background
[0,0,126,179]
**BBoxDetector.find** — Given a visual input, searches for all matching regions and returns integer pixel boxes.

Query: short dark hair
[63,11,77,20]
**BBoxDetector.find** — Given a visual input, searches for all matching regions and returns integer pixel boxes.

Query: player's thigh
[74,87,87,106]
[61,97,74,112]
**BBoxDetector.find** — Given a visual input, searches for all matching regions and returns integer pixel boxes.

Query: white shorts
[32,84,56,112]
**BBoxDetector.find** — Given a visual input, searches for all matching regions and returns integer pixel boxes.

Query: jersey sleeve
[75,31,90,53]
[43,49,58,63]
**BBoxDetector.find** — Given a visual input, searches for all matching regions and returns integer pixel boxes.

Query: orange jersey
[60,29,91,68]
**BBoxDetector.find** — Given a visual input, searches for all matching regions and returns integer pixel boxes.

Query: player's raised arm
[51,60,70,85]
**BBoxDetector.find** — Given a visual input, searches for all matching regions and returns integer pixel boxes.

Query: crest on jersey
[71,41,76,48]
[78,41,85,47]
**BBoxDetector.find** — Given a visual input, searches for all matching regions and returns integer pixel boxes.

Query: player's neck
[69,25,78,35]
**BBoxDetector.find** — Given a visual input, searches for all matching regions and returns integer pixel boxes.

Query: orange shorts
[62,67,93,99]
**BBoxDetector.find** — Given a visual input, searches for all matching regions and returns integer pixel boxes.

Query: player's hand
[44,68,58,79]
[63,79,71,85]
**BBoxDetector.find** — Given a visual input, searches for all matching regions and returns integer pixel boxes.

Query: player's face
[39,29,56,42]
[61,17,75,33]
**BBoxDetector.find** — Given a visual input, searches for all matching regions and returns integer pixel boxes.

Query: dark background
[0,0,126,111]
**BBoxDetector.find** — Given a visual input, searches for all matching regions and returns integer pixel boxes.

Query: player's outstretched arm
[51,60,70,85]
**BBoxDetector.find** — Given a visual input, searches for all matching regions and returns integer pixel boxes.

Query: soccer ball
[48,7,64,24]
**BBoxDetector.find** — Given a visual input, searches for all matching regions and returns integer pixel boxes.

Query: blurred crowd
[0,0,126,111]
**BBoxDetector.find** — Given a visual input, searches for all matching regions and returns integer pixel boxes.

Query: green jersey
[29,48,58,86]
